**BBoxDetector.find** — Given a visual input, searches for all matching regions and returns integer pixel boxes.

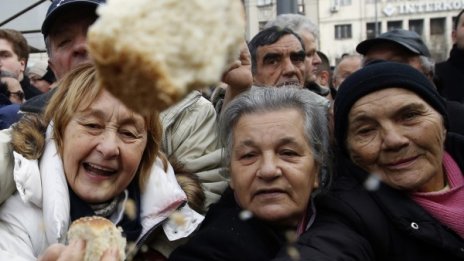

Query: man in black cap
[21,0,105,113]
[356,28,464,136]
[435,9,464,103]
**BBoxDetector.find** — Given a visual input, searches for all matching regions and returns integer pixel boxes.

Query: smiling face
[253,34,306,87]
[230,109,318,226]
[346,88,446,192]
[62,90,148,203]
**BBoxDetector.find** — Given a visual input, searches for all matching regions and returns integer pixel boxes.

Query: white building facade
[245,0,463,65]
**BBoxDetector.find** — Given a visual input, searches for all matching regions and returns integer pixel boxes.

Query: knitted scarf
[411,152,464,239]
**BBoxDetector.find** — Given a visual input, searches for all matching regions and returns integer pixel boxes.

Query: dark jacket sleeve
[273,192,376,261]
[169,188,285,261]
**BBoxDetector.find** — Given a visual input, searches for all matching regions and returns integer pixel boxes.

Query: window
[298,0,305,14]
[430,18,445,35]
[409,19,424,36]
[366,22,381,39]
[335,24,352,39]
[259,21,268,31]
[333,0,352,6]
[257,0,272,6]
[387,21,402,31]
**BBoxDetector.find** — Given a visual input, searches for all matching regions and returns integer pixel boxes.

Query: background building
[1,0,461,66]
[245,0,462,65]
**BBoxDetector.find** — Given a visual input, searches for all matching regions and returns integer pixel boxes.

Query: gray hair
[219,86,331,191]
[333,54,362,82]
[418,55,435,78]
[264,13,319,39]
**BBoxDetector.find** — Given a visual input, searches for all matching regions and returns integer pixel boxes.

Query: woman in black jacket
[170,86,331,261]
[275,61,464,261]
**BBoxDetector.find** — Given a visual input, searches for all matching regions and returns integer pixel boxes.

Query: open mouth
[83,162,117,177]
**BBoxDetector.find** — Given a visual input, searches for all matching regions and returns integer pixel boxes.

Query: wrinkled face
[299,31,321,83]
[364,43,423,72]
[253,34,306,87]
[452,13,464,49]
[62,90,148,203]
[346,88,446,192]
[333,57,362,89]
[48,8,97,79]
[230,109,318,226]
[0,39,25,79]
[1,77,24,104]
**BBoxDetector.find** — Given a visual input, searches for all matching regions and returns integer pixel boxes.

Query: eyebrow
[349,102,428,125]
[236,137,303,148]
[290,50,306,61]
[262,52,282,62]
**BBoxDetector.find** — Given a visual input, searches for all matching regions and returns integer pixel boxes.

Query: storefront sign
[383,1,464,16]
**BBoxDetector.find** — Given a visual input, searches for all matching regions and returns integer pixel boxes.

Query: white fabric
[0,125,202,260]
[161,91,228,208]
[0,128,15,204]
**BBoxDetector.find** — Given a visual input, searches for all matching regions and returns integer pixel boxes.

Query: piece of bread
[87,0,245,113]
[67,216,126,261]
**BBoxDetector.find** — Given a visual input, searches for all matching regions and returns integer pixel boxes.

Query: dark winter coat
[274,133,464,261]
[169,187,289,261]
[435,45,464,103]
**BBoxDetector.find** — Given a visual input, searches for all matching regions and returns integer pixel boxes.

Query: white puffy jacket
[0,127,203,260]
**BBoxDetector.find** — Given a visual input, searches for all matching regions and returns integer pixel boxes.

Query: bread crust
[87,0,245,113]
[67,216,126,261]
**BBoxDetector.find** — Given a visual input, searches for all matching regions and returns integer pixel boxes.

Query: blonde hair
[44,63,165,190]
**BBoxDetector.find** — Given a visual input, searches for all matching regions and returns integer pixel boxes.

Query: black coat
[169,188,287,261]
[435,45,464,103]
[274,133,464,261]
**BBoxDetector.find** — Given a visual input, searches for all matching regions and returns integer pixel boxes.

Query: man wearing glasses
[0,71,25,129]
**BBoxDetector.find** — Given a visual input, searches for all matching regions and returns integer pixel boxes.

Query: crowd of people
[0,0,463,260]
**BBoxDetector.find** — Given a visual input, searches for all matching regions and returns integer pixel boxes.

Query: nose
[257,153,281,181]
[282,57,298,77]
[381,126,409,151]
[313,52,322,66]
[71,35,89,65]
[97,130,120,159]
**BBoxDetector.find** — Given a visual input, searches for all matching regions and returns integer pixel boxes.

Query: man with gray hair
[264,14,323,91]
[332,53,362,90]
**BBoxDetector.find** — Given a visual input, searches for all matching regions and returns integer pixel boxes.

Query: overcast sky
[0,0,51,51]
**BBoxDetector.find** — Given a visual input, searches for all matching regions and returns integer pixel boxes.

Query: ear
[229,177,236,190]
[19,59,26,73]
[452,30,457,44]
[313,165,321,189]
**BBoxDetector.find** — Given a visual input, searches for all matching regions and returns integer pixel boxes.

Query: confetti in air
[124,199,137,220]
[239,210,253,220]
[169,211,187,227]
[364,173,381,191]
[285,230,298,244]
[287,246,301,261]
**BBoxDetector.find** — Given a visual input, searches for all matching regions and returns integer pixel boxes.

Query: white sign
[383,1,464,17]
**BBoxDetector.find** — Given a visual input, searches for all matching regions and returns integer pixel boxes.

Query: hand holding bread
[65,216,126,261]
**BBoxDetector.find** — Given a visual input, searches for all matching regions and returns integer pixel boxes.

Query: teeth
[88,163,114,172]
[86,163,116,175]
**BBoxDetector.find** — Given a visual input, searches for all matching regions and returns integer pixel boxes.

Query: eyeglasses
[7,90,24,101]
